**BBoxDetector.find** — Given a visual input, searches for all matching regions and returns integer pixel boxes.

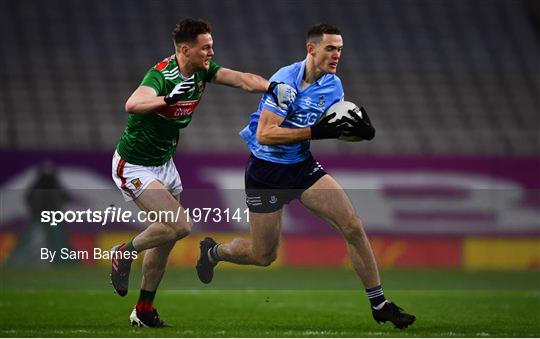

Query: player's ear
[307,42,316,56]
[179,43,190,57]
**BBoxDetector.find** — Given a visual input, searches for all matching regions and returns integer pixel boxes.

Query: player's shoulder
[278,60,303,75]
[270,61,303,83]
[152,54,177,73]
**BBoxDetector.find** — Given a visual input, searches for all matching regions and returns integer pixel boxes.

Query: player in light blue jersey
[197,24,415,329]
[239,57,345,164]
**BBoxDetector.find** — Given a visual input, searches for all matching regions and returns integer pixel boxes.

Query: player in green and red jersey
[110,18,297,328]
[116,55,221,166]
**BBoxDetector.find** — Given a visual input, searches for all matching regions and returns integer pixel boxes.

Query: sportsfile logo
[40,206,161,226]
[40,206,249,226]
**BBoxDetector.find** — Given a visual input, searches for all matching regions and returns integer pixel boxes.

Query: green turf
[1,267,539,337]
[2,266,539,290]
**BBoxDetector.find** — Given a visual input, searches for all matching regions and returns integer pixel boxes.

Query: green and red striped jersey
[117,55,220,166]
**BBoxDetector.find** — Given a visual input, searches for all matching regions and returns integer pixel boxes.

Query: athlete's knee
[164,220,192,241]
[253,254,276,267]
[340,214,365,242]
[173,223,191,240]
[252,250,278,267]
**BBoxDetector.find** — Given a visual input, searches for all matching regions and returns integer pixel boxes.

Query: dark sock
[126,240,138,253]
[122,240,138,253]
[366,285,387,309]
[207,244,221,264]
[136,289,156,313]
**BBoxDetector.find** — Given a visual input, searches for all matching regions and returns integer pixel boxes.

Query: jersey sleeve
[261,93,288,117]
[204,60,221,83]
[139,69,166,95]
[260,67,294,118]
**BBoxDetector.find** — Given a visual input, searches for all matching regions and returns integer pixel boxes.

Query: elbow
[125,100,137,114]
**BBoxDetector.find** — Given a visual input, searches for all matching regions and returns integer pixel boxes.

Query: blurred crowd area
[1,0,539,155]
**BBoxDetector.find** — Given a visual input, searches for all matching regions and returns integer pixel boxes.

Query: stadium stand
[1,0,538,155]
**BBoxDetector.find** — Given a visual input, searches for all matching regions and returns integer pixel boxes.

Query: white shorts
[112,151,183,201]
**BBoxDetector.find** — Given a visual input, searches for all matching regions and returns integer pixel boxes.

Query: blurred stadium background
[0,0,539,320]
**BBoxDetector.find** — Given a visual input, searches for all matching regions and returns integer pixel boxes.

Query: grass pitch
[1,267,539,337]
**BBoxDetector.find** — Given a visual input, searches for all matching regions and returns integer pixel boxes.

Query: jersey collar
[173,55,193,80]
[296,59,328,89]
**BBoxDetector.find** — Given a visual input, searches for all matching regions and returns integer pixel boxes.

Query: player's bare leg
[136,192,181,306]
[138,192,181,291]
[219,210,282,265]
[300,174,415,329]
[132,181,192,251]
[129,239,176,328]
[196,210,282,283]
[140,240,176,292]
[300,174,380,288]
[127,188,190,327]
[111,180,191,297]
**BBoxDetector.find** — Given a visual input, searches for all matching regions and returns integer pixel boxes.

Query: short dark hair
[172,18,212,45]
[306,23,341,44]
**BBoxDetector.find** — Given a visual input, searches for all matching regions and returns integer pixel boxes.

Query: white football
[324,100,363,142]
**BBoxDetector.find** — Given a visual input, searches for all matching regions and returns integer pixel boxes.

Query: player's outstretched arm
[213,67,269,93]
[213,68,296,109]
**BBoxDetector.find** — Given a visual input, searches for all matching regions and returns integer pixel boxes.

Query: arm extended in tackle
[212,67,270,93]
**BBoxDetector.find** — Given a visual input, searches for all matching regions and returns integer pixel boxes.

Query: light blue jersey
[239,59,344,164]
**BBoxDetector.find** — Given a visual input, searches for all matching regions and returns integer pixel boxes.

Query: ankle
[208,244,221,264]
[366,285,387,308]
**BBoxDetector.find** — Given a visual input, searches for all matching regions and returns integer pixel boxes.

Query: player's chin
[327,64,338,73]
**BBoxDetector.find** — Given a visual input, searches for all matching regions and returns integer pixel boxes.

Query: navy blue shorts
[245,153,327,213]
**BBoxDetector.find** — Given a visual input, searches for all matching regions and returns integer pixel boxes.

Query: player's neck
[175,53,196,78]
[304,56,325,85]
